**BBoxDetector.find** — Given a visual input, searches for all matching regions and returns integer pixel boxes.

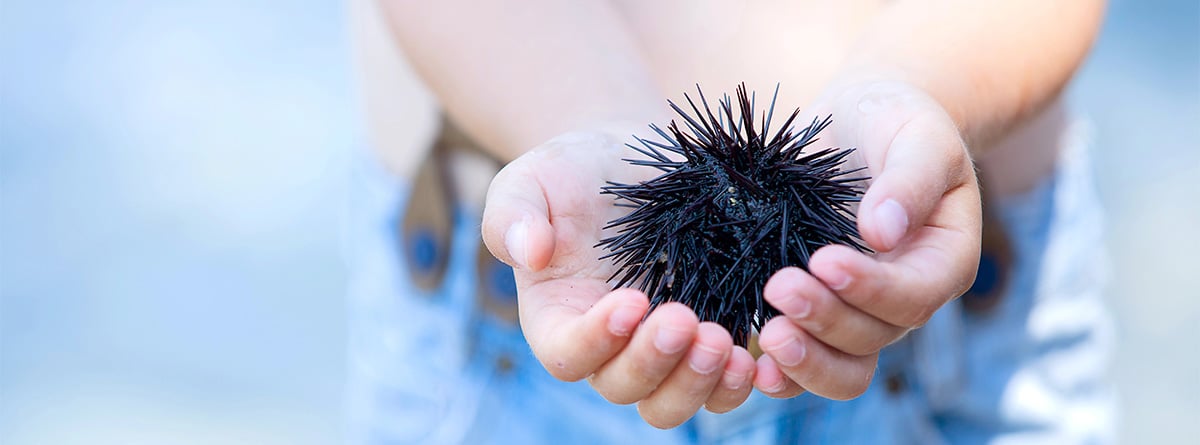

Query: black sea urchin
[598,84,870,347]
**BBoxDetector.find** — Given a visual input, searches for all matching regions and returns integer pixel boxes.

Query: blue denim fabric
[688,121,1115,444]
[345,121,1113,444]
[342,155,686,445]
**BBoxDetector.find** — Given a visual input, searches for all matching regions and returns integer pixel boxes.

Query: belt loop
[398,115,521,325]
[476,246,520,325]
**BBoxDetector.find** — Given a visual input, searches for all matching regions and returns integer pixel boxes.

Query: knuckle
[945,140,968,169]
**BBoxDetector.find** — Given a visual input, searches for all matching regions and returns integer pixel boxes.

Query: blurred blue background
[1,0,1196,443]
[1,1,352,443]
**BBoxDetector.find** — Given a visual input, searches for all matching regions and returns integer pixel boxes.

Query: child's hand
[752,80,983,400]
[482,131,758,429]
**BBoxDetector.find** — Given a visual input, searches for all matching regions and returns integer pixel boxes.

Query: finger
[703,346,756,414]
[809,182,981,328]
[857,111,973,252]
[523,287,649,382]
[763,267,907,356]
[753,354,805,399]
[757,317,878,400]
[638,322,732,429]
[482,156,556,271]
[588,303,699,405]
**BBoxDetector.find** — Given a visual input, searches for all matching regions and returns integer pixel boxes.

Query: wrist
[825,62,1000,146]
[811,76,952,131]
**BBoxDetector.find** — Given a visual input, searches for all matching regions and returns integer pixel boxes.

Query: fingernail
[763,374,789,394]
[767,336,806,367]
[876,199,909,250]
[793,298,812,318]
[654,325,691,354]
[824,267,851,291]
[688,343,725,375]
[722,370,747,390]
[505,215,530,269]
[607,304,643,336]
[773,290,812,318]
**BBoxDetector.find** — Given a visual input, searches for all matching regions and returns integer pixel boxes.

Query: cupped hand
[753,80,983,400]
[482,131,757,429]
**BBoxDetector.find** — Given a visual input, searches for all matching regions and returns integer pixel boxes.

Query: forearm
[837,0,1105,149]
[380,0,667,160]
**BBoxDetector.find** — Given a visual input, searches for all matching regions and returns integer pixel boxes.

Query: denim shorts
[344,120,1114,444]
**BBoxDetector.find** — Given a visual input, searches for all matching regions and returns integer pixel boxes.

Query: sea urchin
[598,84,870,347]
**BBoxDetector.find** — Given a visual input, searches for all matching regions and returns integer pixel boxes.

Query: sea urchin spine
[598,84,870,347]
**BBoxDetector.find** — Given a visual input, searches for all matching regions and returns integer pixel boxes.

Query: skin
[378,0,1105,429]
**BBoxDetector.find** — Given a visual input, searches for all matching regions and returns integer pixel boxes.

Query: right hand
[481,130,758,429]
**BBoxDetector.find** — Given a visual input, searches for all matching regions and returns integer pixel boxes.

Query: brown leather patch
[402,116,516,319]
[399,141,453,293]
[476,245,520,325]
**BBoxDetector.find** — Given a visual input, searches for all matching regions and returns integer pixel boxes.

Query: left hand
[752,79,983,400]
[481,130,758,429]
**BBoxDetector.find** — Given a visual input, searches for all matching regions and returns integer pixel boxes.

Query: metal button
[496,354,514,374]
[885,372,906,395]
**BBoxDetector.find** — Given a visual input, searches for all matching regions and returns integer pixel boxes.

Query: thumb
[858,110,970,252]
[482,155,556,271]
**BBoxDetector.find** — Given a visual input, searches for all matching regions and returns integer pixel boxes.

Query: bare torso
[354,0,1064,199]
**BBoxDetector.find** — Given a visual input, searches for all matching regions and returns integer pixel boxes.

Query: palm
[495,133,665,331]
